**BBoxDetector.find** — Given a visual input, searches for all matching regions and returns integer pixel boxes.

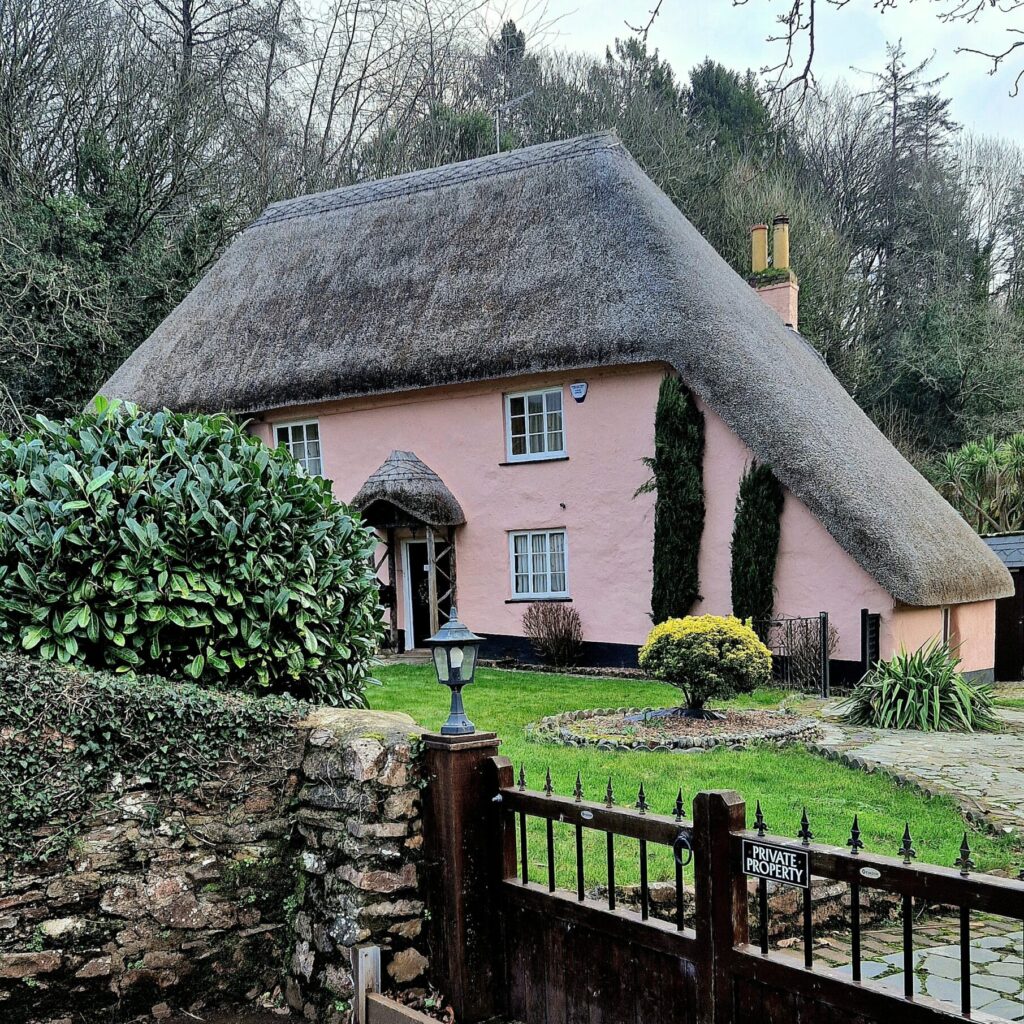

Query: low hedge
[0,648,302,862]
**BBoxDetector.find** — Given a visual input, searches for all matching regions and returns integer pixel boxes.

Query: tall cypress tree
[730,461,784,625]
[640,375,705,623]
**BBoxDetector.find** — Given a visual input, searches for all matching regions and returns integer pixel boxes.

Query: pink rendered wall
[952,601,996,674]
[882,601,996,674]
[252,367,995,671]
[253,365,660,647]
[692,399,892,662]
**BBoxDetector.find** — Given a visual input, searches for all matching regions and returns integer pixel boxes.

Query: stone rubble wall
[0,707,424,1024]
[288,709,426,1023]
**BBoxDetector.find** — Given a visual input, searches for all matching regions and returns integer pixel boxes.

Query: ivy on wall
[730,461,784,625]
[0,648,302,862]
[638,375,705,623]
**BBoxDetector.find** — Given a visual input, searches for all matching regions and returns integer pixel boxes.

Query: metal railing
[753,612,832,696]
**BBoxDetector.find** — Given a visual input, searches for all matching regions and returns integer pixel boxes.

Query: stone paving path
[809,704,1024,833]
[777,913,1024,1019]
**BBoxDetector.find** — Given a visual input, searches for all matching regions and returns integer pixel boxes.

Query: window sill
[505,597,573,604]
[499,456,569,466]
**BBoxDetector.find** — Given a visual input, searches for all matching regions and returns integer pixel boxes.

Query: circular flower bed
[525,706,820,752]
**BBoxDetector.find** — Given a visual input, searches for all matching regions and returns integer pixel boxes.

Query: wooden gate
[422,734,1024,1024]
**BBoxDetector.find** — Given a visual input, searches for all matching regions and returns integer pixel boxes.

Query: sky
[483,0,1024,143]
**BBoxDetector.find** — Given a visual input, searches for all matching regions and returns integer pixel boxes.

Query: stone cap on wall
[298,707,421,747]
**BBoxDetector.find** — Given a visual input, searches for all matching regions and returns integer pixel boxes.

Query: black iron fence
[752,612,834,697]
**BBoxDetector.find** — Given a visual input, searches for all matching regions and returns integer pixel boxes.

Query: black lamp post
[426,607,483,736]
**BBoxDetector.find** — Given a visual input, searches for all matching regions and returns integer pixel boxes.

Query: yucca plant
[838,639,997,732]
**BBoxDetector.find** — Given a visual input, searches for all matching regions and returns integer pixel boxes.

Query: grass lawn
[369,665,1022,887]
[995,697,1024,710]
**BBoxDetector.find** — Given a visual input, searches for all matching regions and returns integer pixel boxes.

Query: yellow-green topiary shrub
[638,615,772,711]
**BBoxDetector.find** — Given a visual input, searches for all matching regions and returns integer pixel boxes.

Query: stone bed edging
[525,706,821,752]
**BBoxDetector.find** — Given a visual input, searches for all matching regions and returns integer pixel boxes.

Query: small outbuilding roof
[352,450,465,528]
[100,132,1013,607]
[984,533,1024,570]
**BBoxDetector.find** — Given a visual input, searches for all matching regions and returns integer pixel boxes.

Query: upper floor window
[505,388,565,462]
[510,529,569,598]
[275,420,322,475]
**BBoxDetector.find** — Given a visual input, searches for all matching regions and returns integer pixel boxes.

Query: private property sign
[741,839,810,888]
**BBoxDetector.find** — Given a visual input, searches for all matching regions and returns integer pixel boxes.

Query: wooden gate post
[422,732,506,1023]
[693,791,747,1024]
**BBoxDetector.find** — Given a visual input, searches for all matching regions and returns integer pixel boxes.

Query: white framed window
[509,529,569,599]
[505,387,565,461]
[275,420,322,475]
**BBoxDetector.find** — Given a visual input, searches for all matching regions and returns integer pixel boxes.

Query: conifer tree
[730,461,785,625]
[641,376,705,623]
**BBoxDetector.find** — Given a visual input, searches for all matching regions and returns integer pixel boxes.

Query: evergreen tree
[640,376,705,623]
[730,462,785,625]
[686,60,774,155]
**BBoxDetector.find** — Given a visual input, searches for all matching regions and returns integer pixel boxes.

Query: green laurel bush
[638,614,772,710]
[0,399,383,705]
[838,639,997,732]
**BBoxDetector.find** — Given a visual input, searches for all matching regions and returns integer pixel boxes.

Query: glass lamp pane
[450,646,464,669]
[462,644,478,681]
[432,647,450,682]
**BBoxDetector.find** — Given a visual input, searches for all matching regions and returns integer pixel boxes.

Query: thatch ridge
[256,133,619,227]
[100,131,1013,607]
[353,450,465,527]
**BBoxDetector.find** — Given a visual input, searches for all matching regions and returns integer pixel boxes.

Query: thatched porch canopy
[100,132,1012,607]
[353,450,465,529]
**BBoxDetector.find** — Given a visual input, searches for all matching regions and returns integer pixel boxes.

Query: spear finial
[955,833,975,876]
[543,767,553,797]
[605,777,615,808]
[674,788,685,822]
[847,815,864,855]
[754,801,767,838]
[518,764,526,792]
[636,782,649,815]
[798,808,813,846]
[573,771,584,803]
[900,823,917,865]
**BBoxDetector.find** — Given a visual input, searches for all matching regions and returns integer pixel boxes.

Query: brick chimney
[749,215,799,330]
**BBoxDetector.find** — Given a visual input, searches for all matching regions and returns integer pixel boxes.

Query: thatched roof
[100,132,1013,606]
[353,450,465,527]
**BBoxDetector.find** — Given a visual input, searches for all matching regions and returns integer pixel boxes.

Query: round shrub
[0,399,383,705]
[638,614,772,710]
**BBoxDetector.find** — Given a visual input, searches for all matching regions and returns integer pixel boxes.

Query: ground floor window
[510,529,568,598]
[275,420,322,475]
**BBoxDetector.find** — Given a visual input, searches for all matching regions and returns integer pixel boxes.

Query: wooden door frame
[400,538,425,651]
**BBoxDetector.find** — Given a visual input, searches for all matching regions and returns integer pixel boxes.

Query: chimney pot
[750,224,769,273]
[772,216,790,271]
[751,215,798,330]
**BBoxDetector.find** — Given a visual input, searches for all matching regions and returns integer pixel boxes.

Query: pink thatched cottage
[100,133,1013,682]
